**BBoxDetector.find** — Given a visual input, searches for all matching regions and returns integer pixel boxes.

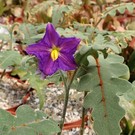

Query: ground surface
[0,75,95,135]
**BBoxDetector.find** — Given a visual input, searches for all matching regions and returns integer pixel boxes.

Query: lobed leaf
[77,54,132,135]
[52,5,74,26]
[11,56,48,109]
[19,23,45,44]
[0,105,60,135]
[31,0,57,16]
[123,81,135,101]
[57,27,88,40]
[28,74,48,109]
[91,34,121,53]
[0,50,22,69]
[102,2,135,18]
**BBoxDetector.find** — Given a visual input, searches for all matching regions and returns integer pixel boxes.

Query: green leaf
[92,34,121,53]
[31,0,57,16]
[0,105,60,135]
[123,81,135,101]
[19,23,38,44]
[52,5,74,26]
[77,54,132,135]
[11,56,47,109]
[75,46,99,78]
[73,21,90,33]
[31,33,44,41]
[0,50,22,69]
[11,56,37,79]
[28,74,48,109]
[102,3,135,18]
[57,27,88,40]
[76,46,98,64]
[0,33,10,41]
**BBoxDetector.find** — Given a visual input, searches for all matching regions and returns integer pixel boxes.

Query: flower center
[51,48,60,61]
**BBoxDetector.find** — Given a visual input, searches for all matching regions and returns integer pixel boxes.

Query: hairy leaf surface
[0,105,60,135]
[0,50,22,69]
[52,5,74,26]
[102,2,135,18]
[77,54,132,135]
[28,74,48,109]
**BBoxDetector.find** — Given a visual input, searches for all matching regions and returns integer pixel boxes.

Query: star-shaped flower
[26,23,80,76]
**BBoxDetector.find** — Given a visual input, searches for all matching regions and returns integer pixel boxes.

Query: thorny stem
[58,69,78,135]
[80,91,87,135]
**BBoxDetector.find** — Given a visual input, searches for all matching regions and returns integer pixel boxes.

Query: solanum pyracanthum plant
[25,22,133,135]
[26,23,81,135]
[0,1,135,135]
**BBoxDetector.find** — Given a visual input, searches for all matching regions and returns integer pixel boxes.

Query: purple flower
[26,23,80,76]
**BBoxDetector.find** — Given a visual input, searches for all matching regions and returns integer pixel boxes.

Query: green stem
[58,86,70,135]
[80,91,87,135]
[58,70,78,135]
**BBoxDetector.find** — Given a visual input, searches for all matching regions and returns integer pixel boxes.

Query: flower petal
[58,37,80,53]
[26,42,50,56]
[38,54,59,76]
[58,53,77,71]
[42,23,60,47]
[26,23,80,76]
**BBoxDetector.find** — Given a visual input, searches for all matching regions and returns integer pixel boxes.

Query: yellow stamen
[51,49,59,61]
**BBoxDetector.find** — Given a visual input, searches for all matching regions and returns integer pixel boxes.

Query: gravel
[0,75,95,135]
